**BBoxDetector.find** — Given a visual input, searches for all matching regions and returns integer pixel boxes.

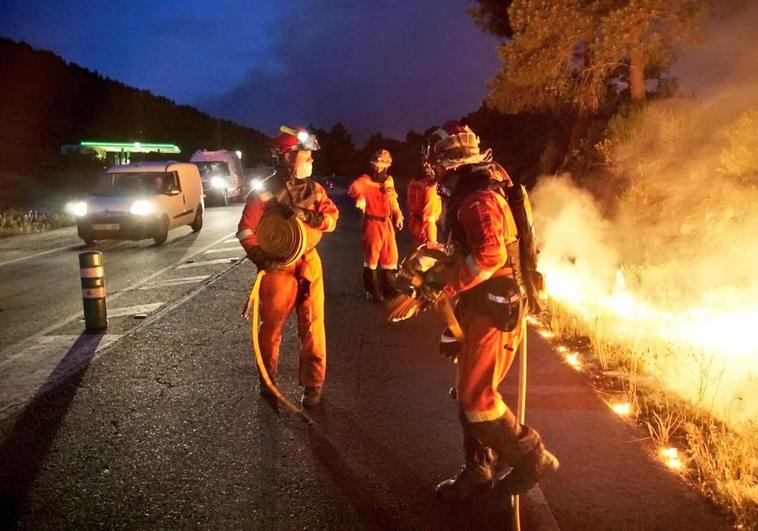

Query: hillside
[0,38,269,181]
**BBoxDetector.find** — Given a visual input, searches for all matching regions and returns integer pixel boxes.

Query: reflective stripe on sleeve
[237,228,254,241]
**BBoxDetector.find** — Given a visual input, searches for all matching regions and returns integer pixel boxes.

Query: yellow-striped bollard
[79,251,107,330]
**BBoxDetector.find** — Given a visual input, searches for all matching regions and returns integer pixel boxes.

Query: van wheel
[153,217,169,245]
[190,207,203,232]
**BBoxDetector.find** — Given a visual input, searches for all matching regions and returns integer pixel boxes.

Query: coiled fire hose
[244,270,313,424]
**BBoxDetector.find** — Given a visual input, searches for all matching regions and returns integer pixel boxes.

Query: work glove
[246,246,281,271]
[273,202,298,220]
[274,203,324,228]
[422,265,446,292]
[439,327,461,363]
[299,209,325,228]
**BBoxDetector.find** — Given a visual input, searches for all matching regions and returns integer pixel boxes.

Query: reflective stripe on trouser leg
[457,306,521,423]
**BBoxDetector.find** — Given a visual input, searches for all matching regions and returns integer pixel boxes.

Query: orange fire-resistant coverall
[442,185,527,423]
[348,174,402,269]
[406,177,442,246]
[237,179,339,387]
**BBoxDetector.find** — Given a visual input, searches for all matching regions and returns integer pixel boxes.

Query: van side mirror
[167,189,180,196]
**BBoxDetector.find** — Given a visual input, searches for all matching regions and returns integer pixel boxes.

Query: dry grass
[0,209,73,238]
[543,300,758,527]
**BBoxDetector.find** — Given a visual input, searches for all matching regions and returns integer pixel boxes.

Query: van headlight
[210,176,226,189]
[249,178,263,191]
[65,201,88,217]
[129,199,155,216]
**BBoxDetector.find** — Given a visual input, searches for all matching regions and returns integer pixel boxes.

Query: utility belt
[461,269,525,333]
[364,213,389,222]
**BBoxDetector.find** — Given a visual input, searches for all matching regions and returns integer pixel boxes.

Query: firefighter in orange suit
[406,162,442,247]
[421,121,559,501]
[237,125,339,407]
[348,149,404,302]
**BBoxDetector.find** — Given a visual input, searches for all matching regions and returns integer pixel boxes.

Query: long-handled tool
[511,317,528,531]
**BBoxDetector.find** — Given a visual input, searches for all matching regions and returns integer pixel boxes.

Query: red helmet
[271,125,320,160]
[423,121,488,171]
[371,148,393,166]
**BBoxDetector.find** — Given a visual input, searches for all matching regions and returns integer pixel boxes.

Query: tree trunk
[629,45,646,102]
[559,108,593,171]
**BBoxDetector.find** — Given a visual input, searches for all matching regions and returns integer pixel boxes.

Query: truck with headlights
[190,149,245,206]
[67,161,204,245]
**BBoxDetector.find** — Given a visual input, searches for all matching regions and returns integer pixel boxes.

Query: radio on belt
[79,251,107,330]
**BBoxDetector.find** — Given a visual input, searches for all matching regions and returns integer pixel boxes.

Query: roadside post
[79,251,107,330]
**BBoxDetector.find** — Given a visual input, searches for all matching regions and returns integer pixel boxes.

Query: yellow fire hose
[512,317,528,531]
[245,270,314,424]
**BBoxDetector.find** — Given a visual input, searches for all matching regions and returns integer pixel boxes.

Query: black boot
[379,268,399,299]
[435,409,495,502]
[468,408,559,497]
[362,267,384,303]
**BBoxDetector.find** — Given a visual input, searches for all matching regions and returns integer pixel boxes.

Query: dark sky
[0,0,501,142]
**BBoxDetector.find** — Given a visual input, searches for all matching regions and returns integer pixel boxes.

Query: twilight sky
[0,0,502,142]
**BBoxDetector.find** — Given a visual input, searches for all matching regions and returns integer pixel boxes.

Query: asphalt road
[0,192,732,529]
[0,204,246,416]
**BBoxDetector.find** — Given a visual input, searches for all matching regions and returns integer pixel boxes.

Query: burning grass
[543,299,758,526]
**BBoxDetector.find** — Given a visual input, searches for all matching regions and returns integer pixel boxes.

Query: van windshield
[194,161,230,178]
[94,172,170,196]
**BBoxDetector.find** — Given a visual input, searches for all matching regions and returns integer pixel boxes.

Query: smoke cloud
[531,3,758,426]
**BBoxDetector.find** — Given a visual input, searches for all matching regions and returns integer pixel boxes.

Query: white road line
[0,243,80,268]
[223,238,238,244]
[107,302,165,318]
[0,334,122,416]
[0,231,236,361]
[204,246,242,255]
[525,486,561,530]
[177,257,240,269]
[138,275,209,289]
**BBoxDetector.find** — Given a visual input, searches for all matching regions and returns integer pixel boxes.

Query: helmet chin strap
[371,168,388,182]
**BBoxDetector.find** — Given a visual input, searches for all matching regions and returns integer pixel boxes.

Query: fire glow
[565,352,582,370]
[610,402,632,416]
[660,447,684,471]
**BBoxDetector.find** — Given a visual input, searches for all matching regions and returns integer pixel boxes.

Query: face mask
[294,161,313,179]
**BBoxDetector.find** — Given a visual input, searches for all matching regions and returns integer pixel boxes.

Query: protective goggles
[280,125,320,151]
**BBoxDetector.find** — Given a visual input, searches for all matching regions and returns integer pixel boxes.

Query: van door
[183,167,203,215]
[168,170,193,227]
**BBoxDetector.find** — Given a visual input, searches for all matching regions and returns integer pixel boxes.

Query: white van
[190,149,245,205]
[70,161,204,245]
